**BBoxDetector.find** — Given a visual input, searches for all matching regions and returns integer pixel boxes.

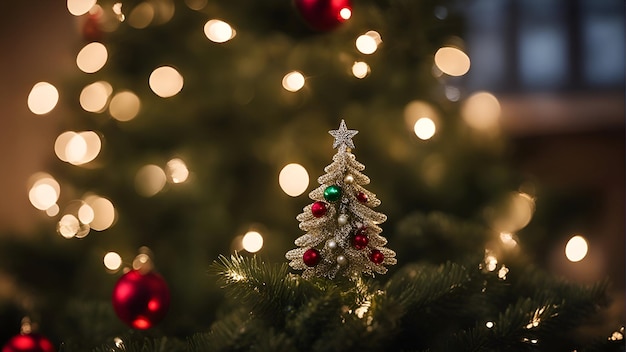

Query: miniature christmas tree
[286,120,396,279]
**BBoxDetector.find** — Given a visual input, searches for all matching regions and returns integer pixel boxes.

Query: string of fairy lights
[25,0,590,274]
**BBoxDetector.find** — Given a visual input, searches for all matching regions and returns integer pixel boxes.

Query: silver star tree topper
[329,119,359,153]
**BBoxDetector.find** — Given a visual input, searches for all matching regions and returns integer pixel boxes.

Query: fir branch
[210,253,312,325]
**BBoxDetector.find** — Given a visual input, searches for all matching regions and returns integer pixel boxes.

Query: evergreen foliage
[0,0,622,350]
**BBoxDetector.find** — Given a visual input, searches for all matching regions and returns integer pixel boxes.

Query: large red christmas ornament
[303,248,321,267]
[370,249,384,264]
[2,333,55,352]
[311,201,328,217]
[112,269,170,330]
[294,0,352,31]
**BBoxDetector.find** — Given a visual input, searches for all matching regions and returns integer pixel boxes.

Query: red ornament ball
[294,0,352,31]
[2,333,55,352]
[112,269,170,330]
[352,231,369,250]
[356,192,369,203]
[370,249,384,264]
[303,248,321,267]
[311,201,328,217]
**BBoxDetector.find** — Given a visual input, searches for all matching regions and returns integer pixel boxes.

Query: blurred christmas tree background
[0,0,623,350]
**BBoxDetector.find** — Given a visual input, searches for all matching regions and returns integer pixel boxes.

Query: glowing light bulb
[76,42,108,73]
[28,173,60,211]
[29,182,59,211]
[279,163,309,197]
[413,117,436,140]
[204,19,235,43]
[351,61,370,79]
[434,46,470,76]
[339,7,352,20]
[128,2,154,29]
[78,203,95,224]
[242,231,263,253]
[135,165,167,197]
[565,235,588,262]
[356,32,380,55]
[67,0,96,16]
[80,81,113,112]
[149,66,184,98]
[66,133,88,164]
[28,82,59,115]
[282,71,305,92]
[85,195,116,231]
[104,252,122,271]
[404,100,439,131]
[109,90,141,121]
[57,214,80,239]
[462,91,501,131]
[166,158,189,183]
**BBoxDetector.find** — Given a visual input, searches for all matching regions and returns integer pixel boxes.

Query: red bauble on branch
[112,269,170,330]
[311,201,328,217]
[370,249,384,264]
[294,0,352,31]
[1,334,55,352]
[303,248,321,267]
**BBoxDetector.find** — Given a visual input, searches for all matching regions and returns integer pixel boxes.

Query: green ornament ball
[323,185,342,202]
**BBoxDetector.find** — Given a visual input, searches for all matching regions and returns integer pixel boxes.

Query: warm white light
[61,131,101,165]
[356,33,379,55]
[28,180,59,211]
[339,8,352,20]
[282,71,305,92]
[486,321,494,329]
[499,232,518,249]
[565,235,588,262]
[85,195,116,231]
[109,90,140,121]
[28,173,60,211]
[57,214,80,239]
[135,164,167,197]
[67,0,96,16]
[104,252,122,271]
[413,117,436,140]
[242,231,263,253]
[66,133,87,164]
[55,131,77,162]
[279,163,309,197]
[113,3,125,21]
[76,42,108,73]
[492,192,535,233]
[128,2,154,29]
[404,100,439,131]
[351,61,370,79]
[434,46,471,76]
[28,82,59,115]
[132,253,151,271]
[46,204,60,217]
[80,81,112,112]
[462,91,501,131]
[204,19,235,43]
[78,203,95,224]
[149,66,184,98]
[166,158,190,183]
[485,251,498,272]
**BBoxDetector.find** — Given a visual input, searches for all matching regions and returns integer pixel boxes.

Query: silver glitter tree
[286,120,396,279]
